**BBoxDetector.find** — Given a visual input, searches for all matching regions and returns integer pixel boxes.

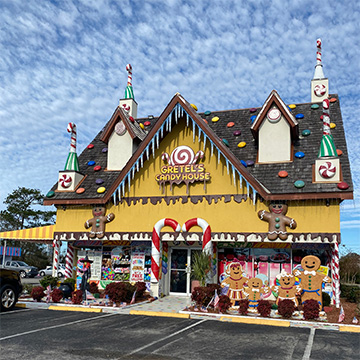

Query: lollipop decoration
[64,122,80,171]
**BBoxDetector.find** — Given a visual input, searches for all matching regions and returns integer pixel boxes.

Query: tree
[340,252,360,284]
[0,187,56,268]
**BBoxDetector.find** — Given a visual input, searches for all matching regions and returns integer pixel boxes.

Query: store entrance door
[169,248,201,296]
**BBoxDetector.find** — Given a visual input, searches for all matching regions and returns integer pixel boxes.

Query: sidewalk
[17,296,360,333]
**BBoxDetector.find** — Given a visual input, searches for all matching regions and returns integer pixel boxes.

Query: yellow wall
[55,119,340,235]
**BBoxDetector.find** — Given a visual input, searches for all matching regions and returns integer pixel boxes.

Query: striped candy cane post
[182,218,212,254]
[192,150,204,164]
[52,238,60,276]
[126,64,132,86]
[331,241,340,308]
[322,99,330,136]
[316,38,322,65]
[64,122,80,171]
[151,218,181,283]
[65,242,75,279]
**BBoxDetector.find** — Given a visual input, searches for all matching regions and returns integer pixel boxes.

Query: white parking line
[128,319,207,356]
[302,327,315,360]
[0,312,119,341]
[0,308,33,315]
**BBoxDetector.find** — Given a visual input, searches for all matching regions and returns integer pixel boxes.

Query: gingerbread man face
[248,277,263,289]
[269,203,288,216]
[278,274,296,288]
[92,206,106,217]
[301,255,321,272]
[226,262,243,279]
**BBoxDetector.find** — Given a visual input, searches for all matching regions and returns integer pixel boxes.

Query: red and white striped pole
[316,38,322,66]
[331,241,340,308]
[322,99,330,136]
[126,64,132,87]
[52,238,60,277]
[151,218,181,283]
[65,242,74,279]
[67,122,77,153]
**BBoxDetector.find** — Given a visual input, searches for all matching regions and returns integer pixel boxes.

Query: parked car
[39,264,66,278]
[0,268,23,311]
[4,260,38,278]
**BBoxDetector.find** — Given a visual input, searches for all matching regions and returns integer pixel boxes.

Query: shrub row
[340,284,360,303]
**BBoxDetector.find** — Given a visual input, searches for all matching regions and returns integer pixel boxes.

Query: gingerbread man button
[258,202,297,240]
[84,206,115,239]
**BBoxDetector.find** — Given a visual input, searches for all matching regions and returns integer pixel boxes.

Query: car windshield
[17,261,29,266]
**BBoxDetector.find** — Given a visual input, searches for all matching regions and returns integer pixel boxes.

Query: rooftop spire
[125,64,134,99]
[318,99,337,158]
[64,122,79,171]
[313,38,326,80]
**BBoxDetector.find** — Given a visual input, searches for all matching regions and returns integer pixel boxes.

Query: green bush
[340,284,360,303]
[40,275,58,289]
[63,278,76,288]
[22,283,34,295]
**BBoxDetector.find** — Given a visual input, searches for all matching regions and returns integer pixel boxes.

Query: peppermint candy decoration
[59,174,73,188]
[319,161,336,178]
[314,84,326,97]
[170,146,195,165]
[115,121,126,136]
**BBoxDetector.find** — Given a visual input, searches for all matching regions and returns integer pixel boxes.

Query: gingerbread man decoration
[258,202,297,240]
[244,277,269,312]
[84,206,115,239]
[272,269,301,307]
[220,259,248,307]
[293,255,331,309]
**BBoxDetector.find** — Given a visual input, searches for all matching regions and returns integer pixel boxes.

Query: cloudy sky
[0,0,359,253]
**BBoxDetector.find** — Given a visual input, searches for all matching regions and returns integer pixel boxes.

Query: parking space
[0,309,359,359]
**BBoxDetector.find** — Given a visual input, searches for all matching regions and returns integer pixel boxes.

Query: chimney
[119,64,138,118]
[311,39,329,103]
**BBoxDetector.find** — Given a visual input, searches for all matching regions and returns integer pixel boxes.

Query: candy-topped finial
[64,122,80,171]
[125,64,134,99]
[313,38,325,79]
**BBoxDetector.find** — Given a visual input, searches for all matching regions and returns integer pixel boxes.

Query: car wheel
[57,272,64,278]
[19,271,26,279]
[40,271,45,277]
[0,285,17,311]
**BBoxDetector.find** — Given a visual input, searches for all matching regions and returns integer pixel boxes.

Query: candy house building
[16,39,351,307]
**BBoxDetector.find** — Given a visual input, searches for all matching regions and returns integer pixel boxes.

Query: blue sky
[0,0,359,253]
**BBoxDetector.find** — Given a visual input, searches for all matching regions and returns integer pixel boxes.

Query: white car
[39,265,66,278]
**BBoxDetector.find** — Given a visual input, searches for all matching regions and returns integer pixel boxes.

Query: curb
[130,310,190,319]
[220,315,290,327]
[49,305,102,313]
[339,325,360,333]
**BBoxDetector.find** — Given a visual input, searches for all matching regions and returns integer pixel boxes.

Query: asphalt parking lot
[0,308,359,359]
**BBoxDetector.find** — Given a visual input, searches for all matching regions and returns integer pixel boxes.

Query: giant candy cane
[182,218,212,254]
[316,38,322,66]
[331,241,340,308]
[151,218,181,283]
[65,242,74,279]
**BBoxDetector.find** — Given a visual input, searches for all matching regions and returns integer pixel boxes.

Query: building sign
[130,246,145,282]
[155,145,210,193]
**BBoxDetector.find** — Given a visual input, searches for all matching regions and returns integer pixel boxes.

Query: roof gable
[251,90,299,140]
[101,106,146,142]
